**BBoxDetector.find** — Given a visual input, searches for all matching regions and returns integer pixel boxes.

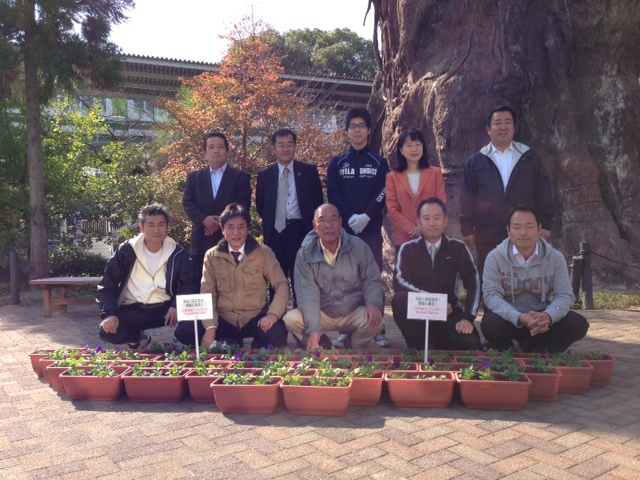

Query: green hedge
[49,244,107,277]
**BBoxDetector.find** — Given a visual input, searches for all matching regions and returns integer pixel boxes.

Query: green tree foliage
[264,27,377,79]
[0,95,158,270]
[0,0,134,279]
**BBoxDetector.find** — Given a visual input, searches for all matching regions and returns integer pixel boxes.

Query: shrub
[49,244,107,277]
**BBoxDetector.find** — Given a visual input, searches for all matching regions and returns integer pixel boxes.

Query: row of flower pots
[29,346,615,413]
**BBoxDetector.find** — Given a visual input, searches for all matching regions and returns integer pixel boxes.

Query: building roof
[120,54,373,110]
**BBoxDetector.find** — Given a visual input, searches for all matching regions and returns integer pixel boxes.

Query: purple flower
[95,346,103,353]
[427,358,434,365]
[314,350,321,358]
[482,360,490,367]
[365,355,373,362]
[172,345,180,353]
[115,346,121,354]
[84,344,90,350]
[393,359,400,368]
[267,344,274,350]
[410,348,417,355]
[235,352,244,361]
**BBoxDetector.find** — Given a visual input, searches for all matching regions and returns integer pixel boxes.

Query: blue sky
[109,0,375,63]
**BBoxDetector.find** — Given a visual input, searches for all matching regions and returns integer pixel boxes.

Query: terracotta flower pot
[524,366,562,402]
[185,371,225,403]
[46,365,72,393]
[29,350,55,377]
[349,373,385,406]
[122,367,189,402]
[211,377,282,414]
[60,369,123,401]
[554,363,594,394]
[583,357,615,386]
[281,378,352,416]
[456,372,531,410]
[385,371,456,408]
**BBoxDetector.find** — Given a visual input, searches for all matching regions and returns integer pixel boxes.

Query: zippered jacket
[327,146,389,236]
[460,142,555,243]
[395,235,480,322]
[96,235,197,319]
[294,228,384,335]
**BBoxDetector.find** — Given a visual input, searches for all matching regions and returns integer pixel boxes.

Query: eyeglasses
[348,123,368,131]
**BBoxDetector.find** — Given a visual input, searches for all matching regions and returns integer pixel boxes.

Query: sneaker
[129,331,152,350]
[332,332,352,349]
[374,333,391,348]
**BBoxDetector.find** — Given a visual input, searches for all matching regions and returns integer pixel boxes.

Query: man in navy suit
[183,132,252,283]
[256,129,324,304]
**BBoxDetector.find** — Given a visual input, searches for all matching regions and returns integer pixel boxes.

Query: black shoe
[319,334,333,350]
[295,334,333,350]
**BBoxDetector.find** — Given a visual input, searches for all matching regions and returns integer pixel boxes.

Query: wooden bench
[29,277,102,317]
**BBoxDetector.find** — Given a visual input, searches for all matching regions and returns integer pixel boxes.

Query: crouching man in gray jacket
[481,206,589,353]
[283,204,384,350]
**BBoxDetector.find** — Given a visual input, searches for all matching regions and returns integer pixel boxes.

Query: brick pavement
[1,303,639,479]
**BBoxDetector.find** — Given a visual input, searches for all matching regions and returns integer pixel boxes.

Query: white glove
[348,213,370,235]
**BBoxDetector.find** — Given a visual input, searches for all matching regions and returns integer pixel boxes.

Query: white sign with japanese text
[177,294,212,321]
[407,292,447,321]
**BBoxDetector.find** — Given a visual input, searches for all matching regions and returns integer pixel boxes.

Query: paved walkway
[1,304,639,479]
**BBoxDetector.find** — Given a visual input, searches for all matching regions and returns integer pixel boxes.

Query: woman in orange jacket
[386,129,447,252]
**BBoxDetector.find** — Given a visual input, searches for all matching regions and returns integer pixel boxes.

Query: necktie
[429,244,437,265]
[231,251,241,266]
[274,167,290,233]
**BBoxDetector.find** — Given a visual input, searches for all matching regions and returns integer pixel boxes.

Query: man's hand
[203,215,221,236]
[409,225,422,238]
[528,311,551,336]
[463,234,475,250]
[455,319,474,334]
[100,316,119,334]
[365,306,383,330]
[164,307,177,327]
[518,311,551,336]
[540,229,551,240]
[447,303,453,316]
[257,313,278,333]
[348,213,370,235]
[306,333,321,350]
[202,328,217,348]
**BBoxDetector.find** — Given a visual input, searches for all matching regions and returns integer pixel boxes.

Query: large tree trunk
[24,0,48,280]
[370,0,640,288]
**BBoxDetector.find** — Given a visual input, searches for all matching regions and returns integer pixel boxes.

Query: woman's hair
[395,129,430,171]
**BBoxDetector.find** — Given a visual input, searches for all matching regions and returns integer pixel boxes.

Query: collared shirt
[489,143,516,190]
[277,162,302,220]
[319,237,341,266]
[513,242,539,268]
[424,237,443,255]
[228,243,246,263]
[209,163,227,199]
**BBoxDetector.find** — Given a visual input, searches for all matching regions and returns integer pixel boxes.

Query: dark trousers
[174,311,288,348]
[359,230,383,273]
[266,220,305,305]
[98,302,171,345]
[480,309,589,353]
[191,254,204,290]
[391,291,481,351]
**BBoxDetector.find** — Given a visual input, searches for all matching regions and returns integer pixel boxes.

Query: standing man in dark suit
[256,129,324,303]
[183,132,252,283]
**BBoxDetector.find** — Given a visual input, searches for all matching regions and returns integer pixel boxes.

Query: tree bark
[24,0,49,280]
[371,0,640,287]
